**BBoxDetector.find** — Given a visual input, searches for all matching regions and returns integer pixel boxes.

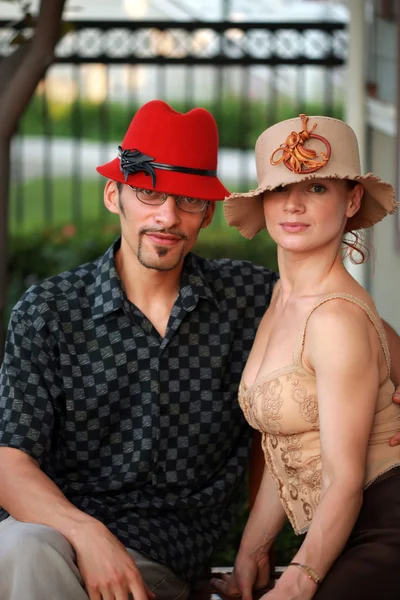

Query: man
[0,100,398,600]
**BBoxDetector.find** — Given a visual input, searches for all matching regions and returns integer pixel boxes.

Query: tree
[0,0,66,363]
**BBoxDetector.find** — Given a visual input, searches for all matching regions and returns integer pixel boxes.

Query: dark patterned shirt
[0,238,277,584]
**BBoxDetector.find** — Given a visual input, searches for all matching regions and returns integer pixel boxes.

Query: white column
[344,0,369,287]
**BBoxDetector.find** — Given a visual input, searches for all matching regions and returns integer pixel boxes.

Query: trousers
[314,467,400,600]
[0,516,190,600]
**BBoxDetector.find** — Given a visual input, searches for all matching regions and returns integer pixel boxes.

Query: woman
[214,114,400,600]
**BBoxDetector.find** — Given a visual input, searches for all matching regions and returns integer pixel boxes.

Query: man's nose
[154,195,181,226]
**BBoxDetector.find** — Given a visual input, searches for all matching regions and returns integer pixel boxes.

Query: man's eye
[182,197,202,206]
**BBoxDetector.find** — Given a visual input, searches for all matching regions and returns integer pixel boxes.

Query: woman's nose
[283,188,305,212]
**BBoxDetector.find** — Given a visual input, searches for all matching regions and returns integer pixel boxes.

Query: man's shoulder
[13,255,101,319]
[193,254,278,287]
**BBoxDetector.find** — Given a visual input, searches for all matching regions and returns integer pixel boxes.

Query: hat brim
[224,173,398,239]
[97,157,230,201]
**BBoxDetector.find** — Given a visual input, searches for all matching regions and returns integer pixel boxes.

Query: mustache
[139,227,188,241]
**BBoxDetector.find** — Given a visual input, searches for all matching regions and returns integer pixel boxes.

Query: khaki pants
[0,516,190,600]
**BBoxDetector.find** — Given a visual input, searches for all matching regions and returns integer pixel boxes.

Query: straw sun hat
[224,114,398,238]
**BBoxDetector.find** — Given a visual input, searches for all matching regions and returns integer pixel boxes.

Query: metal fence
[0,19,348,233]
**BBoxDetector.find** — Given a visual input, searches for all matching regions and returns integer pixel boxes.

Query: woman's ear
[346,183,364,218]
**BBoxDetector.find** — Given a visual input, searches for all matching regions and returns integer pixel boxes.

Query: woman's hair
[342,180,370,264]
[342,230,370,264]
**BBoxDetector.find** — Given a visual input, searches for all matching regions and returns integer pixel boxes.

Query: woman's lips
[280,222,310,233]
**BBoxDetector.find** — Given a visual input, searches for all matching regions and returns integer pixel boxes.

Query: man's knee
[0,518,87,600]
[0,518,76,573]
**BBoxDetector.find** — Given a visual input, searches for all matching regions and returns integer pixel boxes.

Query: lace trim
[241,364,300,396]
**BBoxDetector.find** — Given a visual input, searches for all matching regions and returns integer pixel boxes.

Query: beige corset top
[239,293,400,534]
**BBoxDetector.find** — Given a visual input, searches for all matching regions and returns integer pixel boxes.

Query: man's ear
[200,202,216,229]
[346,183,364,218]
[104,180,120,215]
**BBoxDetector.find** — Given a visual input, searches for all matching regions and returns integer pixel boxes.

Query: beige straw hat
[224,114,398,239]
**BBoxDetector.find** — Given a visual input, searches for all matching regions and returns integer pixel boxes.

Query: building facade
[364,0,400,331]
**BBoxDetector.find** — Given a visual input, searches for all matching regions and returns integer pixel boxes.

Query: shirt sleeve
[0,309,59,465]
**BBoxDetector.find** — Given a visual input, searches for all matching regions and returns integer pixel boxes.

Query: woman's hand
[212,551,270,600]
[260,588,308,600]
[258,574,317,600]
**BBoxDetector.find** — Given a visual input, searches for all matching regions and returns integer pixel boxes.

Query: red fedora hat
[96,100,229,201]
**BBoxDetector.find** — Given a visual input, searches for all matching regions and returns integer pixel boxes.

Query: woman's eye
[310,184,326,193]
[274,185,286,193]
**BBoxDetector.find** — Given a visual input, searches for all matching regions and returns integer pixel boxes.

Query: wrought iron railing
[0,19,347,231]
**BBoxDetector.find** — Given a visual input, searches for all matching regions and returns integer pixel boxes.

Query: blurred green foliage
[9,178,111,235]
[20,95,344,149]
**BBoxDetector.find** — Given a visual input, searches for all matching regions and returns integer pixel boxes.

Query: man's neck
[114,241,185,338]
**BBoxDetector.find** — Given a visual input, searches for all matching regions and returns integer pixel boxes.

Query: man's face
[104,182,215,272]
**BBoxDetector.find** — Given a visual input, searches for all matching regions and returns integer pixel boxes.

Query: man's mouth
[143,231,186,247]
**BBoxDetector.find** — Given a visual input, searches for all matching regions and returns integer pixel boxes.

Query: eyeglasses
[128,186,210,214]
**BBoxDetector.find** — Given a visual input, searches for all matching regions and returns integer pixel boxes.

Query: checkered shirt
[0,238,278,584]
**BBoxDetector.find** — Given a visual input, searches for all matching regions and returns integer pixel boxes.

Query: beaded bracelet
[288,562,321,585]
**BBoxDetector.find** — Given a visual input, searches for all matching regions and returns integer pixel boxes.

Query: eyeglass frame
[127,185,211,214]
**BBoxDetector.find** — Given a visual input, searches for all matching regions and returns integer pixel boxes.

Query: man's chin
[138,249,185,272]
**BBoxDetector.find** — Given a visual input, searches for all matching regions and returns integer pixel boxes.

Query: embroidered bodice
[239,293,400,534]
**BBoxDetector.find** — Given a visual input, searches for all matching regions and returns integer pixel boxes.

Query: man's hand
[390,386,400,446]
[70,519,155,600]
[211,552,270,600]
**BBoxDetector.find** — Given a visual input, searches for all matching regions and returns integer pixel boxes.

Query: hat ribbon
[270,114,331,174]
[118,146,217,188]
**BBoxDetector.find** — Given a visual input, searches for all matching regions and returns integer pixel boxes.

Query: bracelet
[288,562,321,586]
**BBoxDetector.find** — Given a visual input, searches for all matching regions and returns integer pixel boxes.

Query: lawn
[9,177,114,235]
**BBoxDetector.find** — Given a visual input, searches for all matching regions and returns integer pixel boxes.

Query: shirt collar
[91,239,220,320]
[92,238,126,320]
[179,253,220,312]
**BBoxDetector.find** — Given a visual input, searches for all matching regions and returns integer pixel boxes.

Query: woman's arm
[266,301,380,600]
[213,464,287,600]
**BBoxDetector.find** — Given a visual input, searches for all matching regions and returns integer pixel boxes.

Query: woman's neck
[277,244,348,300]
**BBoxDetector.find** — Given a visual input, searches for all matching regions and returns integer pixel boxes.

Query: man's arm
[382,319,400,388]
[0,309,153,600]
[381,319,400,446]
[0,447,152,600]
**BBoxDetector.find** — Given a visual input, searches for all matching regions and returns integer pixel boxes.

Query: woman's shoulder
[303,287,387,372]
[307,279,380,328]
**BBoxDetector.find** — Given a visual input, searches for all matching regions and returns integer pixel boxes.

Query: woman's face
[263,179,364,254]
